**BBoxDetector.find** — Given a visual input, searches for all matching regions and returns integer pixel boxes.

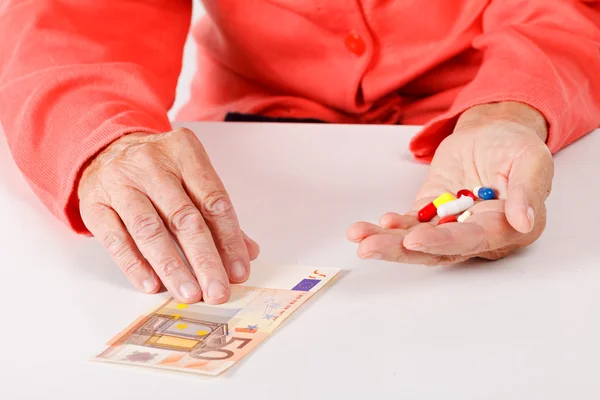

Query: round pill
[476,187,496,200]
[438,215,458,225]
[418,202,437,222]
[457,189,476,200]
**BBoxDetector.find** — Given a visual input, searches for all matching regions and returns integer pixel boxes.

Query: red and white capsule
[437,195,474,218]
[418,192,456,222]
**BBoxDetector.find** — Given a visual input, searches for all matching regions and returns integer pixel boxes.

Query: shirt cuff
[409,70,575,163]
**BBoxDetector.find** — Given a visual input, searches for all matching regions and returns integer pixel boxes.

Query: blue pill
[475,186,496,200]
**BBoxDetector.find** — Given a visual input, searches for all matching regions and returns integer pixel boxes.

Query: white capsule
[473,186,482,198]
[437,195,474,218]
[457,210,472,223]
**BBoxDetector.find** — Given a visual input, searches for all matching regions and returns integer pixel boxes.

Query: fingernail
[180,282,200,299]
[207,281,227,300]
[142,278,157,293]
[231,261,247,281]
[362,252,383,259]
[527,206,535,231]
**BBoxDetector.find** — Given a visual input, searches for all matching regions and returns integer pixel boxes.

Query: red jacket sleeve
[409,0,600,161]
[0,0,192,233]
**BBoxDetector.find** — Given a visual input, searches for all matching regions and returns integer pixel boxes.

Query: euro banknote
[92,265,341,376]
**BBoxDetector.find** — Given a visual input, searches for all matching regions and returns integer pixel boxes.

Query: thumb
[505,147,554,234]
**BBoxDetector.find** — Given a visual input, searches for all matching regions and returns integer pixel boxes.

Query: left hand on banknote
[347,101,554,265]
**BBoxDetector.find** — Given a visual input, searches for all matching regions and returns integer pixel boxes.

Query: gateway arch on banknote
[114,299,240,357]
[122,313,229,353]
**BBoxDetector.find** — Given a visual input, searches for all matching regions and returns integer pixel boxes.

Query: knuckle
[130,147,158,166]
[168,205,205,234]
[190,253,222,272]
[80,202,107,222]
[93,165,126,191]
[121,258,145,277]
[80,166,114,201]
[122,143,161,167]
[78,171,99,197]
[219,235,243,255]
[158,258,186,277]
[171,127,195,138]
[202,191,233,216]
[130,213,164,242]
[101,230,129,256]
[169,128,199,147]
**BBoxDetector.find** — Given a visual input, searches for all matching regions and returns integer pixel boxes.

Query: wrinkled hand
[78,128,260,303]
[348,102,553,265]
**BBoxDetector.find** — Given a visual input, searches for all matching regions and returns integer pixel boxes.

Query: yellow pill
[432,192,456,208]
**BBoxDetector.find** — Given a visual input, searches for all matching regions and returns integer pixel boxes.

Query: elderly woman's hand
[348,101,553,265]
[78,128,259,304]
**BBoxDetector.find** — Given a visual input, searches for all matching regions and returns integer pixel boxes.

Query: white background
[2,121,600,399]
[169,2,205,120]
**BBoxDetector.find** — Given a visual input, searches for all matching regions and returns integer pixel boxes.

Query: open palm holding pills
[346,102,552,266]
[418,187,497,225]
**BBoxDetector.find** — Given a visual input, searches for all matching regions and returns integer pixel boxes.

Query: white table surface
[1,122,600,399]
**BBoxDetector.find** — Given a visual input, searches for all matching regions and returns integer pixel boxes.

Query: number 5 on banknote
[190,337,252,360]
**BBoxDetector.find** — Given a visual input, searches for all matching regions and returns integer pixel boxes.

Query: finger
[347,221,387,242]
[378,212,419,229]
[403,209,520,255]
[145,177,232,304]
[243,231,260,260]
[111,187,203,303]
[179,139,250,284]
[348,218,432,243]
[505,146,553,234]
[357,232,467,266]
[82,203,160,294]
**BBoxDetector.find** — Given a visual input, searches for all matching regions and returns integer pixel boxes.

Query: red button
[345,31,366,56]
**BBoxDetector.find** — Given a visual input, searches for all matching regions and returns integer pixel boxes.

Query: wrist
[456,101,549,143]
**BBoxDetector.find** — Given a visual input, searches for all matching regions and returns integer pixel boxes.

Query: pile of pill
[417,186,496,225]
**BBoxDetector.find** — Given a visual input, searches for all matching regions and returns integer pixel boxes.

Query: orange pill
[437,215,458,225]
